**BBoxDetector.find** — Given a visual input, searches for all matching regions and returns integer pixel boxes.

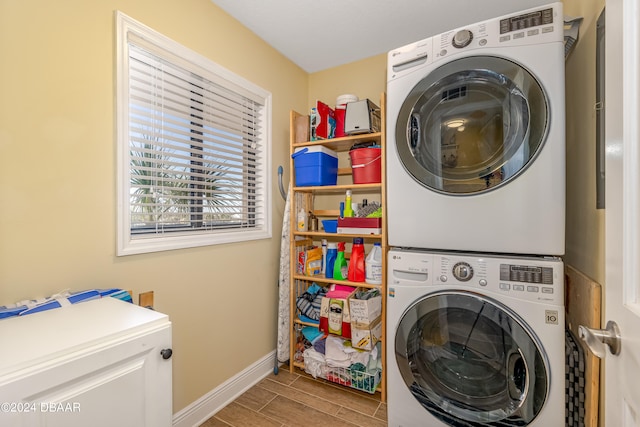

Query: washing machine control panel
[389,250,564,305]
[441,254,562,303]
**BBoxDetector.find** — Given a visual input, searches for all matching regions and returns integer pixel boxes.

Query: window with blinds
[116,12,272,255]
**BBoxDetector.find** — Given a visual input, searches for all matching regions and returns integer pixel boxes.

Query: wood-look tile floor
[199,365,387,427]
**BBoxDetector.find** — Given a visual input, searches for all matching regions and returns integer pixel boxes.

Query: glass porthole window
[395,291,549,425]
[395,56,548,195]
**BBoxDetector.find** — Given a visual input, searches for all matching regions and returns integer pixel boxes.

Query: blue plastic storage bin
[292,146,338,186]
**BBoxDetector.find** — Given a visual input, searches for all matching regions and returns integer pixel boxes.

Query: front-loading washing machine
[386,3,565,256]
[387,249,565,426]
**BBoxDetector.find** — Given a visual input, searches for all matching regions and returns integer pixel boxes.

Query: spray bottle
[333,242,348,280]
[344,190,353,218]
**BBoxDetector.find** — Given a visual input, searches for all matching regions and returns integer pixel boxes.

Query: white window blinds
[117,12,271,255]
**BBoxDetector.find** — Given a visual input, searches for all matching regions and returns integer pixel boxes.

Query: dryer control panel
[387,2,564,81]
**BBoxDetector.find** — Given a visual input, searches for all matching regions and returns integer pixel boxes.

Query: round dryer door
[395,291,548,426]
[395,56,549,195]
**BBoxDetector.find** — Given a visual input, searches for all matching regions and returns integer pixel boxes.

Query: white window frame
[116,11,272,256]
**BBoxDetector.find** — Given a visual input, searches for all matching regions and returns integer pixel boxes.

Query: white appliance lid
[0,297,169,378]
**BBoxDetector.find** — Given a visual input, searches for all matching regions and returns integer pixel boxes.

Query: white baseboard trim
[172,350,276,427]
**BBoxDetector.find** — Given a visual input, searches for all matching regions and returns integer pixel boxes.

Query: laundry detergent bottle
[333,242,348,280]
[365,243,383,284]
[325,242,337,279]
[347,238,365,282]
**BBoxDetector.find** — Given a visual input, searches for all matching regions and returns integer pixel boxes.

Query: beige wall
[562,1,605,425]
[563,0,606,285]
[308,54,387,112]
[305,54,387,211]
[0,0,307,413]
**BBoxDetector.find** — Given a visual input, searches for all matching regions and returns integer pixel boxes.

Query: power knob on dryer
[452,29,473,48]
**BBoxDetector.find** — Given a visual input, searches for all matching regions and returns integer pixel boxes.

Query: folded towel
[325,335,352,368]
[327,284,356,299]
[296,283,327,320]
[298,314,320,324]
[301,326,323,344]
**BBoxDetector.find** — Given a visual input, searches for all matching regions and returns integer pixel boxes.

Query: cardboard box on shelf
[351,316,382,351]
[312,100,336,140]
[319,287,357,338]
[349,293,382,326]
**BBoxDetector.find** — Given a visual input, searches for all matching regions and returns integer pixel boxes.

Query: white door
[604,0,640,424]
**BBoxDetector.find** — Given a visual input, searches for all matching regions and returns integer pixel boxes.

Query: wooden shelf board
[292,132,382,153]
[292,274,383,289]
[293,183,382,192]
[294,318,321,327]
[293,231,382,239]
[312,209,340,217]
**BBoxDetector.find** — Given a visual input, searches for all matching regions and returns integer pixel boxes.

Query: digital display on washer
[500,264,554,285]
[500,8,553,34]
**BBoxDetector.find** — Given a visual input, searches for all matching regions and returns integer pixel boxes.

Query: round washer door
[395,56,549,195]
[395,291,548,426]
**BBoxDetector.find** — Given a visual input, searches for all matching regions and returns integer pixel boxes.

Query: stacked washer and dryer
[385,3,566,426]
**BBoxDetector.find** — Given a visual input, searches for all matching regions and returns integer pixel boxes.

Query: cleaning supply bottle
[297,208,307,231]
[309,211,318,231]
[344,190,353,218]
[365,243,383,284]
[347,238,366,282]
[325,242,337,279]
[321,239,328,275]
[333,242,348,280]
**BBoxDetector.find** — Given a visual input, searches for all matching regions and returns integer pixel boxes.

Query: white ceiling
[210,0,555,73]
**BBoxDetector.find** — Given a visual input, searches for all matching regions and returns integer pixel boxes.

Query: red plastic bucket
[350,147,382,184]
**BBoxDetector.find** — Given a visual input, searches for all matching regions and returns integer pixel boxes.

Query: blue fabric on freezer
[0,289,133,319]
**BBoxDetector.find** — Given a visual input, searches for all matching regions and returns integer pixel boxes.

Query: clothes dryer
[386,249,565,426]
[386,3,565,256]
